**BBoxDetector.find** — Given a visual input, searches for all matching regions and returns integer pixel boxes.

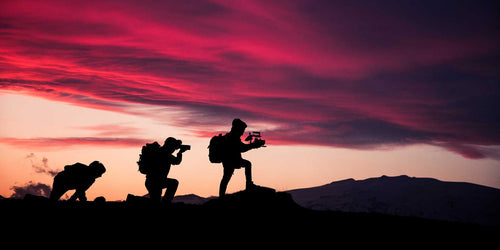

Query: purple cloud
[0,0,499,159]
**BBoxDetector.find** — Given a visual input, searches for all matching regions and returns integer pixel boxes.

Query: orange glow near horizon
[1,93,499,201]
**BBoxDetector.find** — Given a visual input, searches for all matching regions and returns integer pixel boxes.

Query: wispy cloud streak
[0,137,148,149]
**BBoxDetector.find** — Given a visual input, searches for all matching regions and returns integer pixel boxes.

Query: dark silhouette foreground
[6,187,493,248]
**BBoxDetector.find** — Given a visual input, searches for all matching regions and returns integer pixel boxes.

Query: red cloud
[1,0,499,159]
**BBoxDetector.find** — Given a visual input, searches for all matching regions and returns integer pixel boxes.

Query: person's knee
[167,178,179,189]
[171,179,179,187]
[243,160,251,168]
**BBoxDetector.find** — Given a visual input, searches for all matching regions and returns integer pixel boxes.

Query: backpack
[63,162,87,172]
[208,133,227,163]
[137,141,161,174]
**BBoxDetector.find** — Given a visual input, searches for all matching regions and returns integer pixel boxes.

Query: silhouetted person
[49,161,106,201]
[144,137,189,203]
[219,118,265,197]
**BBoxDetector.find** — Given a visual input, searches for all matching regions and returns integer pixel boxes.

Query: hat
[164,137,182,148]
[89,161,106,174]
[232,118,247,129]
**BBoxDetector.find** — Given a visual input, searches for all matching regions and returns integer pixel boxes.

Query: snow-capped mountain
[286,175,500,226]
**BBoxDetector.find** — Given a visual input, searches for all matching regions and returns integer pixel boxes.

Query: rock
[204,185,302,213]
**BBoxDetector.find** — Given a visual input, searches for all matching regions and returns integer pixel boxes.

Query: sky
[1,0,499,201]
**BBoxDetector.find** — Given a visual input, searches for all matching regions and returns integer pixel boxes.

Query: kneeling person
[143,137,189,203]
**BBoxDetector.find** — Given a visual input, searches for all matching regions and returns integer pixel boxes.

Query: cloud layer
[1,0,499,159]
[9,181,51,199]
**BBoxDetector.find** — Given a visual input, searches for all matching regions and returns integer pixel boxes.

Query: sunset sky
[1,0,499,201]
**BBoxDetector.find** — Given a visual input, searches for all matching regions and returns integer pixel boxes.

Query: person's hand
[178,145,191,153]
[253,139,265,148]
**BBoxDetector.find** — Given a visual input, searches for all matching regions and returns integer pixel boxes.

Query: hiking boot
[246,181,261,191]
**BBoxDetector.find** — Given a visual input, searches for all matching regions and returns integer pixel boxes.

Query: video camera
[245,131,266,147]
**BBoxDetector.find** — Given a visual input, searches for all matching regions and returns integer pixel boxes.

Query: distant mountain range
[172,193,213,204]
[286,175,500,226]
[171,175,500,225]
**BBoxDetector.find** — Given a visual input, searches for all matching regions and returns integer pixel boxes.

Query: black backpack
[137,141,161,174]
[208,134,227,163]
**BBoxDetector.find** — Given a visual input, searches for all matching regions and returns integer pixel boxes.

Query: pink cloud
[73,124,142,137]
[1,0,499,159]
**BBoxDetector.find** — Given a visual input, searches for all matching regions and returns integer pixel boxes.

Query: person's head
[89,161,106,178]
[230,118,247,136]
[163,137,182,153]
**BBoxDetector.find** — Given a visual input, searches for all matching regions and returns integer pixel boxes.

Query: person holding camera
[219,118,265,197]
[144,137,190,203]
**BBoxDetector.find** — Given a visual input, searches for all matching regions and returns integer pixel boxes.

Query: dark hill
[2,186,496,246]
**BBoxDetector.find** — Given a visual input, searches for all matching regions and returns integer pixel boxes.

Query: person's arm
[68,188,87,202]
[71,180,94,201]
[239,139,265,152]
[240,141,254,153]
[170,152,183,165]
[74,189,87,202]
[69,191,79,201]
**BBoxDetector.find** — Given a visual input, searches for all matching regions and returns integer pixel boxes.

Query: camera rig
[245,131,266,147]
[179,144,191,151]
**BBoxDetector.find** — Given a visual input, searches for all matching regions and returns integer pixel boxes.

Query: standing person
[218,118,265,197]
[139,137,190,203]
[49,161,106,201]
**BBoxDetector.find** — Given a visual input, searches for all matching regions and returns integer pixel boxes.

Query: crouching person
[49,161,106,201]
